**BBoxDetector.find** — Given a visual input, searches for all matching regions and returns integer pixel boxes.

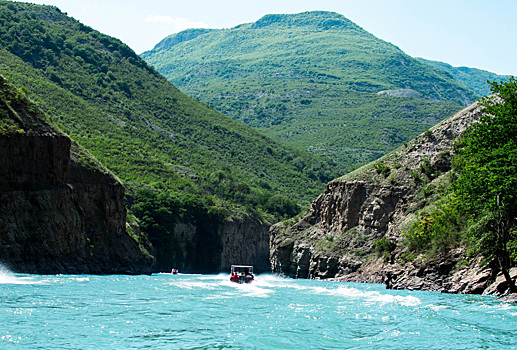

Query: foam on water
[247,276,422,307]
[1,273,516,349]
[328,285,422,306]
[73,277,90,282]
[0,265,38,285]
[201,273,278,298]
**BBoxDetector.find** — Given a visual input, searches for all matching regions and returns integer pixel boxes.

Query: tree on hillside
[454,77,517,293]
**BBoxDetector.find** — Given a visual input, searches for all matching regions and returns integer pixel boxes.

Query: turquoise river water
[1,267,516,349]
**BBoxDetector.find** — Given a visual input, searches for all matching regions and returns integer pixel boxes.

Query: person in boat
[244,267,253,278]
[230,270,241,283]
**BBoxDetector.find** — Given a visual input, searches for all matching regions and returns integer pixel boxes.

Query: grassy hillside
[416,57,511,96]
[0,1,339,227]
[142,11,478,170]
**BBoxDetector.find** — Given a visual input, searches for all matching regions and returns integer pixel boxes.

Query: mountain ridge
[145,11,369,54]
[249,11,364,31]
[142,10,479,169]
[416,57,511,96]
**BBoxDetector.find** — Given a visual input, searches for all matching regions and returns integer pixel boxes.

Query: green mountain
[416,57,511,96]
[142,11,478,170]
[0,1,341,270]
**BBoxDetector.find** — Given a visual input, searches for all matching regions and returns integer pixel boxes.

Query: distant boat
[171,268,178,275]
[230,265,254,284]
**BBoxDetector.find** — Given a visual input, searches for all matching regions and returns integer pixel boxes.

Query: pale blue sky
[12,0,517,75]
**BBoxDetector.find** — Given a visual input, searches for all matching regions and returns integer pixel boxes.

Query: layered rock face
[219,217,270,273]
[271,181,408,280]
[270,102,502,294]
[0,80,153,274]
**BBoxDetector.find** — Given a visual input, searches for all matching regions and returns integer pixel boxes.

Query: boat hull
[230,274,253,284]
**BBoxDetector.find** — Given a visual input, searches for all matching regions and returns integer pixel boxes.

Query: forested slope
[0,2,337,209]
[0,1,340,271]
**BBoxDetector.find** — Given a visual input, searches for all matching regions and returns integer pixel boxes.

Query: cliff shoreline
[269,101,515,296]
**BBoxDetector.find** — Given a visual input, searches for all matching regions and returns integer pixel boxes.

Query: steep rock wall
[0,133,153,274]
[0,133,69,188]
[219,217,270,273]
[270,181,408,280]
[151,216,270,274]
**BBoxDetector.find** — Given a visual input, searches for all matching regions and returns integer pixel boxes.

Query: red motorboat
[230,265,254,284]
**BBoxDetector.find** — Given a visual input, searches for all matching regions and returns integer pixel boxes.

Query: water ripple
[1,270,516,349]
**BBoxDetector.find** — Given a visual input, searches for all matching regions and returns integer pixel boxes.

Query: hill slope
[0,1,339,272]
[416,57,511,96]
[0,2,338,205]
[142,11,478,169]
[270,85,517,296]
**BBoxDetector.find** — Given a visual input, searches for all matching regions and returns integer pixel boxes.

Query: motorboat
[230,265,254,284]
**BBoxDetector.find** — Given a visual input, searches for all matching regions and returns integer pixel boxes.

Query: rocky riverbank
[270,101,514,295]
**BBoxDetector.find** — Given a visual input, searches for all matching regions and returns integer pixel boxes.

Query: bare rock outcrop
[483,267,517,296]
[271,180,408,280]
[383,252,493,294]
[219,217,270,273]
[270,101,500,294]
[0,135,154,274]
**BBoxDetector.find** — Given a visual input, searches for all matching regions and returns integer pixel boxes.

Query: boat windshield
[231,265,253,275]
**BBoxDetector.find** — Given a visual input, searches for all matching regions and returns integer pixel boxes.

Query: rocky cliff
[148,215,270,274]
[219,217,270,273]
[270,101,508,294]
[0,77,153,274]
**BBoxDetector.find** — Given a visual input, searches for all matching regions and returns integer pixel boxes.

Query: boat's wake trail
[0,265,38,285]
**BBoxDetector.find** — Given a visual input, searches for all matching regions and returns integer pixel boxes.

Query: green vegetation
[416,57,511,97]
[373,162,391,177]
[454,77,517,292]
[142,11,478,170]
[0,83,27,135]
[373,236,396,261]
[0,2,340,256]
[0,75,52,135]
[400,78,517,291]
[402,196,467,255]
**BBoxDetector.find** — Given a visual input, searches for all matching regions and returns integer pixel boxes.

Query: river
[1,267,516,349]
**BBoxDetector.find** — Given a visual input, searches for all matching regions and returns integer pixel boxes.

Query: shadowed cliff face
[270,102,498,294]
[219,217,270,273]
[0,136,154,274]
[0,78,153,274]
[0,133,70,188]
[150,217,271,274]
